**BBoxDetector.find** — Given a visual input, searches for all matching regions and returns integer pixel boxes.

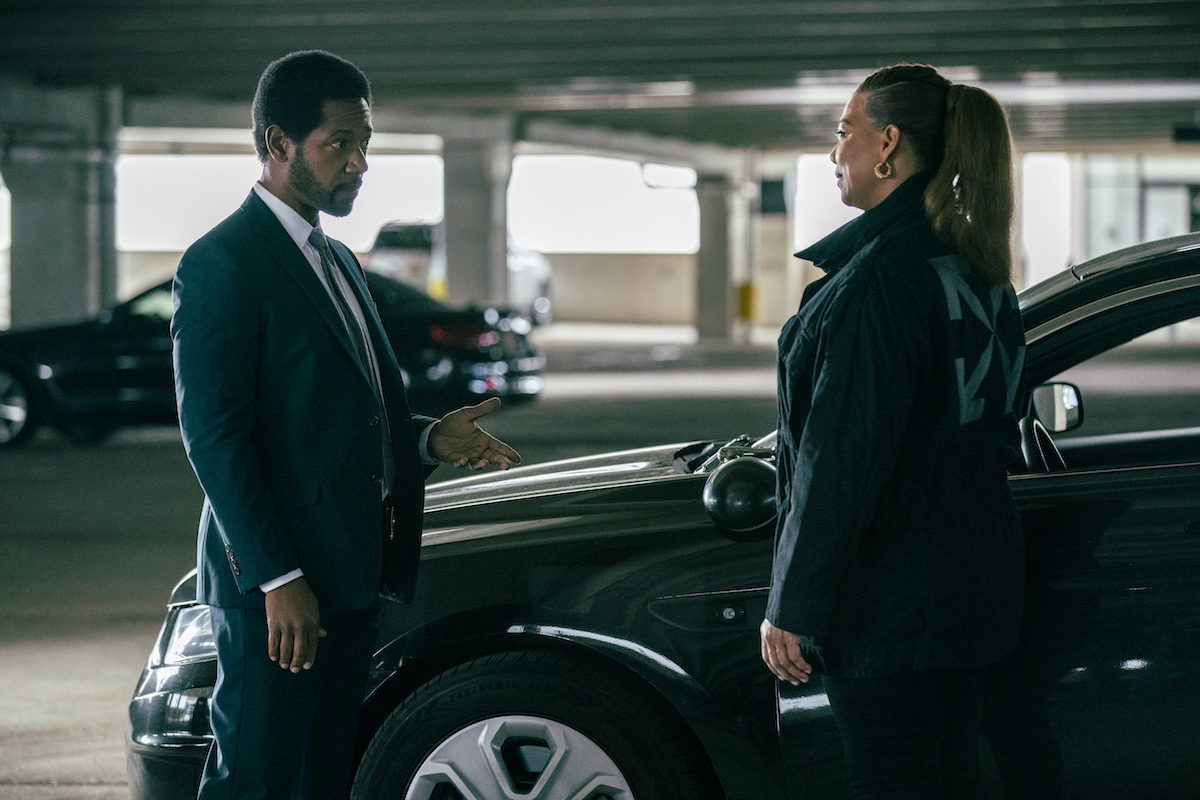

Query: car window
[1054,316,1200,438]
[373,225,434,250]
[126,285,175,323]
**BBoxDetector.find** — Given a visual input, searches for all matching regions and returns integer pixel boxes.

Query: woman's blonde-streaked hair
[858,65,1015,285]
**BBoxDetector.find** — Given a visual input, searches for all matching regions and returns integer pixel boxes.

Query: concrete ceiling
[2,0,1200,152]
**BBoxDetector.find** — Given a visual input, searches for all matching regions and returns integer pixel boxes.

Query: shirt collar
[252,182,320,251]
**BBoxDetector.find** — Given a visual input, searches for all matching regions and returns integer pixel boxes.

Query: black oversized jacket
[766,174,1027,677]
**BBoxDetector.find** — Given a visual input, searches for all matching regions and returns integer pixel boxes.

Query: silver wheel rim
[405,715,634,800]
[0,371,29,444]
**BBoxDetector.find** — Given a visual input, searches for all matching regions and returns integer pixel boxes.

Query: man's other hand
[264,577,326,672]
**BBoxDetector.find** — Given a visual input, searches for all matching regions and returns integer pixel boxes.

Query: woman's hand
[760,618,812,685]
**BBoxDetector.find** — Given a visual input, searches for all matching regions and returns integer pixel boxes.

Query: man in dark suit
[171,50,519,800]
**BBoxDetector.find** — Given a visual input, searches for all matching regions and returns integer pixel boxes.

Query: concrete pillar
[696,174,733,341]
[441,135,512,307]
[0,79,120,329]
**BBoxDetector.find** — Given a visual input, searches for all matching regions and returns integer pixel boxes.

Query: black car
[362,271,544,416]
[0,273,543,448]
[127,232,1200,799]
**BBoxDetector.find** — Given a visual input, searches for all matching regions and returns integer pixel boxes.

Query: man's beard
[289,149,360,218]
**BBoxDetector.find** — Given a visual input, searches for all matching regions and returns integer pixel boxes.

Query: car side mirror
[1030,382,1083,433]
[702,457,777,542]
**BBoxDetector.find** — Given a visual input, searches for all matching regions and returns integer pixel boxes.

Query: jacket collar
[251,181,321,250]
[796,171,934,276]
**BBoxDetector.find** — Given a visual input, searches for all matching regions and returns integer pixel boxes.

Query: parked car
[363,221,442,290]
[506,237,554,326]
[127,232,1200,799]
[0,272,542,448]
[363,271,543,417]
[0,281,177,448]
[365,221,554,325]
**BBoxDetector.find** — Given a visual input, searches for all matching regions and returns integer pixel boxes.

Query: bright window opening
[793,154,860,252]
[1021,153,1073,289]
[508,155,699,253]
[116,154,444,253]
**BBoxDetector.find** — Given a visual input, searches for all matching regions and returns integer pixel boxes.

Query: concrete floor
[0,430,199,800]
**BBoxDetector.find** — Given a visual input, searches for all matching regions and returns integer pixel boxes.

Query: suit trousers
[823,669,985,800]
[199,601,380,800]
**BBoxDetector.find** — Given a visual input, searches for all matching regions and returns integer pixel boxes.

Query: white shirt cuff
[418,420,439,466]
[260,568,304,593]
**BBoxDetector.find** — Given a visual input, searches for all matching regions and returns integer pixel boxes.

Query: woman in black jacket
[760,64,1026,799]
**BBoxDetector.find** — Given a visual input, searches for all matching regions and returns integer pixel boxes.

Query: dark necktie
[308,229,374,380]
[307,228,395,490]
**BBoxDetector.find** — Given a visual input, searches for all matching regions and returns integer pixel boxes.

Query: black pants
[199,601,379,800]
[823,669,985,800]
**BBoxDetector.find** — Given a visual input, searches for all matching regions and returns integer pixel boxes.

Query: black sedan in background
[128,232,1200,799]
[363,271,543,416]
[0,272,542,448]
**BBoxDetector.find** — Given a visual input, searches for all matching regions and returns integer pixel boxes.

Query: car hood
[161,439,743,606]
[424,441,706,512]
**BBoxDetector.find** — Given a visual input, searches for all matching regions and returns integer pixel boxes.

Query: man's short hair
[252,50,372,162]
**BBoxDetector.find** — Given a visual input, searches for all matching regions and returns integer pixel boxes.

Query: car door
[774,460,1200,800]
[51,282,177,422]
[999,463,1200,799]
[995,297,1200,798]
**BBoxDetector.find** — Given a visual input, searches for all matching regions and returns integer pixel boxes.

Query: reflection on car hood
[425,442,700,511]
[159,441,737,605]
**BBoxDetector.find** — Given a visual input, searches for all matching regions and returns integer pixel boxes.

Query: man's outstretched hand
[427,397,521,471]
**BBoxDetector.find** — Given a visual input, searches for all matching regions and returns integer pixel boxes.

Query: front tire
[352,651,717,800]
[0,366,37,448]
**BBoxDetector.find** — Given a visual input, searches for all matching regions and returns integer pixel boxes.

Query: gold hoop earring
[874,161,893,180]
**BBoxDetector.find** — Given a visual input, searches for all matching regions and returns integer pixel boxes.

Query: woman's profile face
[829,91,888,211]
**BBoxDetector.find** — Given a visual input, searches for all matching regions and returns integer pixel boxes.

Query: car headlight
[161,605,216,666]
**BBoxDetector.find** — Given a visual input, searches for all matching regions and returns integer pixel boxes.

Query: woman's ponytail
[925,85,1015,285]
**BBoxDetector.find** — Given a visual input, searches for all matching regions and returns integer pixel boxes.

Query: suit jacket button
[368,415,380,427]
[224,544,241,576]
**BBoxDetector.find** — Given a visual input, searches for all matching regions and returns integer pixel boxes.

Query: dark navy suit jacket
[172,191,435,611]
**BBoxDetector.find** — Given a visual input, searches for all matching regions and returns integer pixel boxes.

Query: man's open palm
[427,397,521,470]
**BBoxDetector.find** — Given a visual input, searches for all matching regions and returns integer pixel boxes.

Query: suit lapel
[240,193,376,388]
[326,237,419,454]
[326,239,402,373]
